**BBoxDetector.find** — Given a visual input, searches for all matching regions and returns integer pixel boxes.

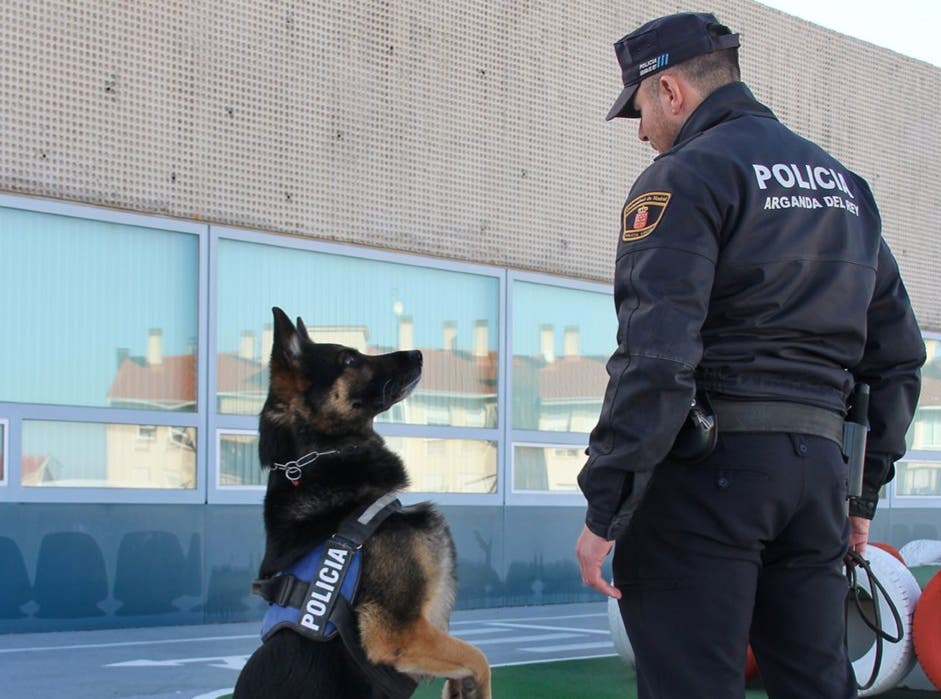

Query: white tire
[899,539,941,567]
[847,545,922,696]
[607,595,635,667]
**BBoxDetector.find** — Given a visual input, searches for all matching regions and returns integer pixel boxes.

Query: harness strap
[332,597,419,699]
[253,493,417,698]
[252,574,308,609]
[711,399,844,445]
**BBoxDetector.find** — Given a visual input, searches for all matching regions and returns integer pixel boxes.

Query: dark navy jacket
[578,82,925,539]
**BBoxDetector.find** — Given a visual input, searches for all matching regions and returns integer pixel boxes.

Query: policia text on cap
[574,12,925,699]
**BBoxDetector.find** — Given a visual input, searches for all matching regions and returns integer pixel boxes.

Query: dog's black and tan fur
[233,307,491,699]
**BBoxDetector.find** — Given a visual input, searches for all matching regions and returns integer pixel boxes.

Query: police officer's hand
[575,525,621,599]
[848,515,871,557]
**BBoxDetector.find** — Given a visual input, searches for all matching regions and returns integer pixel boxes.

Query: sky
[756,0,941,68]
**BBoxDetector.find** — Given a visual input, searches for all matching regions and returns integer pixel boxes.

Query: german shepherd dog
[233,308,491,699]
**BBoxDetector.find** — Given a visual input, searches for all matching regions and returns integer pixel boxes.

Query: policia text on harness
[252,493,418,699]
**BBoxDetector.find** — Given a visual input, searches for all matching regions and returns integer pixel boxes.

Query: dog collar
[272,446,359,486]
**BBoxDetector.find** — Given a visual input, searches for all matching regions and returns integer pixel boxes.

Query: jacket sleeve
[850,239,925,518]
[578,159,721,538]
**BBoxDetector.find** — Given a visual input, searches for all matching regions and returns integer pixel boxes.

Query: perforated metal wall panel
[2,0,939,327]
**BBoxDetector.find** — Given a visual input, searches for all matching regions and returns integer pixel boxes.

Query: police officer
[574,12,925,699]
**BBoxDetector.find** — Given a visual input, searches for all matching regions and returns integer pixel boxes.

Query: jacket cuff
[848,496,877,519]
[584,508,614,539]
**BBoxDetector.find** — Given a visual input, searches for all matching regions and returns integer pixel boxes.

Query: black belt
[711,399,844,446]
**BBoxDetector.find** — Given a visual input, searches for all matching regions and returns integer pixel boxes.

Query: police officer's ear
[656,72,703,119]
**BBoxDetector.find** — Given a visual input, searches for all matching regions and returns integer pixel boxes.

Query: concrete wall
[1,0,939,327]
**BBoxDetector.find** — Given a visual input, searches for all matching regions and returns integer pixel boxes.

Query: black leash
[844,550,904,691]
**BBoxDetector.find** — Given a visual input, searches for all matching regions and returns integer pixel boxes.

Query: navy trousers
[613,432,857,699]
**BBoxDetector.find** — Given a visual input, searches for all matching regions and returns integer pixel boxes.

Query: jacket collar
[659,81,777,158]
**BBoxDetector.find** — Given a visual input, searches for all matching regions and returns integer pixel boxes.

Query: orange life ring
[913,568,941,690]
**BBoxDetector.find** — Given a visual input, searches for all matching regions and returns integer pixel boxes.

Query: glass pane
[512,281,613,431]
[513,444,584,492]
[22,420,196,489]
[909,342,941,450]
[219,432,264,486]
[384,437,497,493]
[0,421,5,483]
[0,207,199,410]
[216,239,499,426]
[895,461,941,497]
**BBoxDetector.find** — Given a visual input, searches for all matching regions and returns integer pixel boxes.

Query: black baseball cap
[606,12,740,120]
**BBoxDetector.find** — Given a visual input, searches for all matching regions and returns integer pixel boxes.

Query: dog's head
[264,307,422,437]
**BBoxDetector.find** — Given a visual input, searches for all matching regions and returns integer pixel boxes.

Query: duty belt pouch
[668,388,717,464]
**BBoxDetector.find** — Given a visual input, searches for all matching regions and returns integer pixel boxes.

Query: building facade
[1,0,939,632]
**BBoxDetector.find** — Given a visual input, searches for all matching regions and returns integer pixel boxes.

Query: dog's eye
[340,351,359,367]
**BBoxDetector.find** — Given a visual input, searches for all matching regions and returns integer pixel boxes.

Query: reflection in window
[384,437,497,493]
[0,420,5,484]
[22,420,196,489]
[512,281,613,432]
[896,461,941,497]
[216,239,499,426]
[0,207,199,410]
[909,349,941,450]
[219,432,264,487]
[513,445,584,492]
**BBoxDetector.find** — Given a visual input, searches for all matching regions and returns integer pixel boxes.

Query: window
[898,335,941,498]
[0,206,199,410]
[22,420,196,489]
[508,275,614,497]
[384,437,497,494]
[513,444,584,493]
[209,230,502,501]
[215,237,499,427]
[0,198,204,501]
[218,431,264,488]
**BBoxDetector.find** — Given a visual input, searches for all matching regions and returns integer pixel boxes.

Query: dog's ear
[270,306,303,366]
[296,316,312,342]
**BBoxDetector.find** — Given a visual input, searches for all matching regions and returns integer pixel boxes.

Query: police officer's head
[606,13,741,152]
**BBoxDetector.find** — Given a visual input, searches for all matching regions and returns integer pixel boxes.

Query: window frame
[0,194,208,504]
[504,270,613,507]
[0,417,7,487]
[1,194,937,512]
[206,225,506,506]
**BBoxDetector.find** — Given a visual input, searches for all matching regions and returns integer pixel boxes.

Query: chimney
[540,324,555,363]
[398,316,414,350]
[261,323,273,362]
[473,320,488,358]
[147,328,163,366]
[116,347,129,369]
[239,330,256,360]
[443,322,457,351]
[563,326,579,358]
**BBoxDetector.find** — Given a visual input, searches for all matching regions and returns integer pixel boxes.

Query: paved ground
[0,602,612,698]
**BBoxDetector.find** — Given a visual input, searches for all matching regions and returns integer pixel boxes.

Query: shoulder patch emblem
[622,191,672,241]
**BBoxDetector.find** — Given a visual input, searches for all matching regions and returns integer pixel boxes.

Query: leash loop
[845,549,904,691]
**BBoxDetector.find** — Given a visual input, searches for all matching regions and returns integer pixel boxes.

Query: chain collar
[272,446,356,487]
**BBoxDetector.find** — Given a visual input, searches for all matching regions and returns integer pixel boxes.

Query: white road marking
[487,622,611,635]
[450,612,606,626]
[521,641,615,653]
[107,655,248,671]
[192,691,234,699]
[0,634,259,654]
[451,627,514,637]
[471,633,578,645]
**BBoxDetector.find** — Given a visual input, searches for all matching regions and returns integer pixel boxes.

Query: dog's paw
[442,677,479,699]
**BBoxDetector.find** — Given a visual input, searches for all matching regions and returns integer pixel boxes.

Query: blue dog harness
[259,538,362,641]
[252,492,418,698]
